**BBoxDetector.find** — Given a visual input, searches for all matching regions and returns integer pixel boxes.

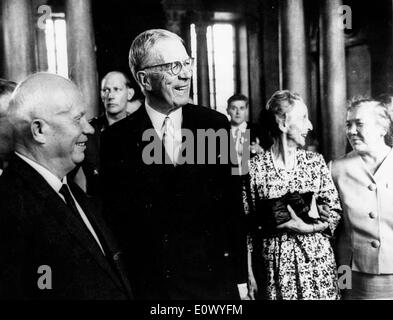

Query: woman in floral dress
[244,90,342,300]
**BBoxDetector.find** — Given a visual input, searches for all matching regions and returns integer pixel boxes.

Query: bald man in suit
[0,73,133,299]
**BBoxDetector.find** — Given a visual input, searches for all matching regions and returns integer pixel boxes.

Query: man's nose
[308,119,313,131]
[107,90,115,99]
[347,123,356,135]
[82,118,95,135]
[178,65,192,79]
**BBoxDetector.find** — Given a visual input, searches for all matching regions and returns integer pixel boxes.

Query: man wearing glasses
[100,29,247,300]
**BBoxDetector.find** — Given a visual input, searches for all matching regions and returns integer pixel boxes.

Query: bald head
[8,73,94,178]
[10,73,82,121]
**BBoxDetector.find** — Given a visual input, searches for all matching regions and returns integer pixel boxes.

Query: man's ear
[100,89,106,103]
[127,87,135,101]
[136,71,152,91]
[31,119,47,144]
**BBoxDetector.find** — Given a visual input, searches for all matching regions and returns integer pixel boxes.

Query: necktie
[162,116,176,164]
[235,128,244,158]
[59,183,107,256]
[234,128,244,175]
[59,183,80,217]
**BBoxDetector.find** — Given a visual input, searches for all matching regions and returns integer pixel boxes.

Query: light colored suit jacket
[331,149,393,274]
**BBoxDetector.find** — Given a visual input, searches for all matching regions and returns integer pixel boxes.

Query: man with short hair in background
[227,93,263,166]
[80,71,140,196]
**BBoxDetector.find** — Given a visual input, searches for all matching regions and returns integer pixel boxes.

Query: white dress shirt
[15,152,106,255]
[230,121,248,140]
[145,102,183,164]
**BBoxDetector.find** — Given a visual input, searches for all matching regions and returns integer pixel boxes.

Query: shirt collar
[231,121,247,133]
[145,101,183,133]
[15,152,65,193]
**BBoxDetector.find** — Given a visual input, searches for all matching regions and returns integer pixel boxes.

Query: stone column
[280,0,310,105]
[65,0,99,119]
[194,22,210,107]
[1,0,36,81]
[259,0,280,106]
[320,0,347,160]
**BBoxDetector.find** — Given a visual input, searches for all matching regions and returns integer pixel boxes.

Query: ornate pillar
[65,0,99,119]
[1,0,36,81]
[280,0,310,105]
[247,17,263,122]
[320,0,347,160]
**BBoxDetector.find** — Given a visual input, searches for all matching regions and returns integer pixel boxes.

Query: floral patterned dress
[243,149,342,300]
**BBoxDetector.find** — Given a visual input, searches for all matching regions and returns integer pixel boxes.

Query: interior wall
[346,44,371,99]
[92,0,167,108]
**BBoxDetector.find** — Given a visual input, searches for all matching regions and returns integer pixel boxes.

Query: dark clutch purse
[255,191,317,236]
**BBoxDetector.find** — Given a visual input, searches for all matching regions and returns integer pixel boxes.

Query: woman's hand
[318,204,330,224]
[276,205,328,234]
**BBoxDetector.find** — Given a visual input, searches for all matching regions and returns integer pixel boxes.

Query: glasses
[140,57,195,76]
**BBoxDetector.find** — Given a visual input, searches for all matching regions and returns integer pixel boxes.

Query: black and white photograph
[1,0,393,310]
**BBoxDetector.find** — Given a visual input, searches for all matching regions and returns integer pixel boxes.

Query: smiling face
[346,102,387,155]
[227,100,248,126]
[44,88,94,174]
[141,38,192,113]
[101,72,131,117]
[284,100,313,147]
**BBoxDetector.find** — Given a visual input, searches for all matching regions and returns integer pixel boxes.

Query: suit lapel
[10,157,127,294]
[68,183,133,297]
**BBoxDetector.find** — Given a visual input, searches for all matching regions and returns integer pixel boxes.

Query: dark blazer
[247,122,262,148]
[100,103,247,300]
[81,115,109,196]
[0,156,133,300]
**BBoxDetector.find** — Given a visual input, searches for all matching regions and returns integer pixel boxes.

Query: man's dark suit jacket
[80,114,109,196]
[100,103,247,300]
[0,156,133,299]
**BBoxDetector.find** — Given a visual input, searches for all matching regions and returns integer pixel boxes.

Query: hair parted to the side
[101,71,132,88]
[128,29,184,82]
[258,90,303,148]
[227,93,249,107]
